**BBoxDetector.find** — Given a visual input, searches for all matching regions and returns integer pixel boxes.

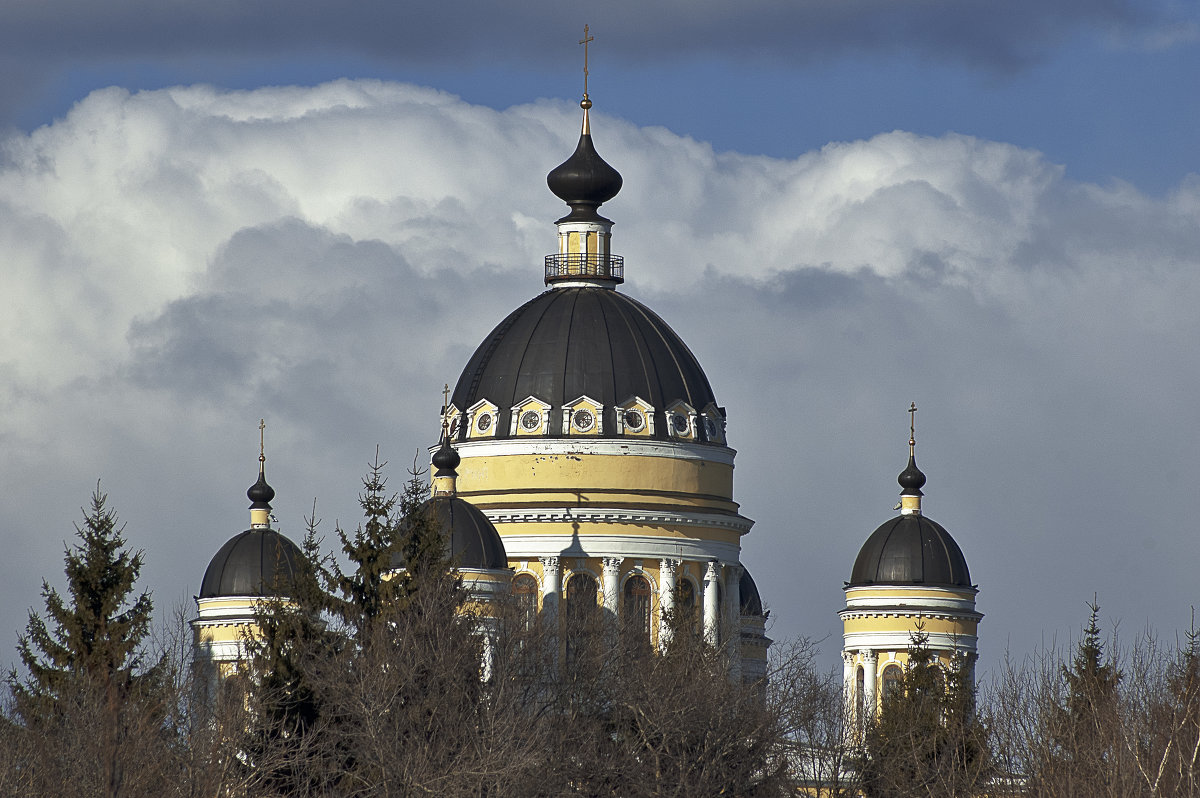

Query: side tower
[438,65,765,672]
[192,432,303,680]
[393,436,512,610]
[840,407,981,720]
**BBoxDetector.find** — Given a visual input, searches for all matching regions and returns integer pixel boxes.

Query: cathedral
[192,76,980,713]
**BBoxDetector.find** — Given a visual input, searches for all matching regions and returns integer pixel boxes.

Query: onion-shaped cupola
[546,100,623,223]
[199,426,303,598]
[544,91,624,287]
[849,406,972,588]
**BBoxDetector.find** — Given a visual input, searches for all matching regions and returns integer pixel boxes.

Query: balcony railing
[545,253,624,284]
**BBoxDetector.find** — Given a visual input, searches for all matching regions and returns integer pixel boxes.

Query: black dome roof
[546,129,623,224]
[849,515,972,588]
[452,287,717,440]
[740,568,764,616]
[392,496,508,572]
[200,529,303,598]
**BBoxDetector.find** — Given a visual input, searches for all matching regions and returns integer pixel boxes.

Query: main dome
[450,286,718,442]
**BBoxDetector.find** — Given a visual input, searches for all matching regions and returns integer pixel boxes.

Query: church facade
[192,81,979,713]
[193,89,772,682]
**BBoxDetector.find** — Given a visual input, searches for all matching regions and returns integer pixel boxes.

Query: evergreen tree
[329,450,407,635]
[860,623,989,797]
[9,484,163,797]
[11,484,155,719]
[240,510,336,795]
[1029,599,1123,796]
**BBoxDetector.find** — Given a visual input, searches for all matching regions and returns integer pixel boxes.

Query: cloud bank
[2,80,1198,676]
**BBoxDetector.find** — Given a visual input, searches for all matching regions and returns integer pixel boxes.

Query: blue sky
[6,2,1197,192]
[2,2,1199,680]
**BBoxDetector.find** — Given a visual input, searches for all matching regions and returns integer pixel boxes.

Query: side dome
[740,568,765,616]
[200,529,304,598]
[849,515,972,588]
[451,287,717,441]
[393,497,508,571]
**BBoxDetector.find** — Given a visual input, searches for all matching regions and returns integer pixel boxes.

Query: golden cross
[908,403,917,452]
[442,383,450,412]
[258,418,266,465]
[579,24,594,98]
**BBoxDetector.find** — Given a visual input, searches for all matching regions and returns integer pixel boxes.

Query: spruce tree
[1030,599,1123,796]
[329,450,406,635]
[9,484,162,797]
[860,623,989,797]
[11,484,155,720]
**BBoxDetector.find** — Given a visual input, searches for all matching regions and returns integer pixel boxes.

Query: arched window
[675,578,698,636]
[622,575,652,651]
[882,664,904,700]
[565,573,599,667]
[856,665,866,721]
[566,573,598,616]
[512,573,538,630]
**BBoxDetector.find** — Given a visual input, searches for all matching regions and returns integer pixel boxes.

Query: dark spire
[898,402,926,497]
[248,418,275,509]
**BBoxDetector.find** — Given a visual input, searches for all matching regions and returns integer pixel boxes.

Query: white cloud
[2,80,1199,677]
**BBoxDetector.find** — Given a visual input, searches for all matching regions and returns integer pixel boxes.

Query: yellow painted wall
[457,451,736,511]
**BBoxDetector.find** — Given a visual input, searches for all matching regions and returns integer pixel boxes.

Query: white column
[842,650,855,696]
[841,651,856,736]
[540,556,561,620]
[602,557,622,615]
[658,558,680,649]
[861,650,878,717]
[702,560,721,646]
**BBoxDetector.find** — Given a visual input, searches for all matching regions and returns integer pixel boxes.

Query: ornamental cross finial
[258,418,267,468]
[908,402,917,454]
[579,24,594,99]
[442,383,450,412]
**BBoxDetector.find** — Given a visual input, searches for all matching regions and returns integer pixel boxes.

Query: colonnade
[534,555,742,651]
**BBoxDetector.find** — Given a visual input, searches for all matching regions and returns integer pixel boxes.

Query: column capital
[704,560,720,583]
[842,650,856,666]
[860,649,878,664]
[659,557,682,572]
[539,556,560,570]
[601,556,623,572]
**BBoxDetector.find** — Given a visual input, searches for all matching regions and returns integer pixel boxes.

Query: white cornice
[844,593,979,613]
[843,631,979,654]
[485,506,754,535]
[839,608,984,623]
[497,533,741,564]
[439,437,738,466]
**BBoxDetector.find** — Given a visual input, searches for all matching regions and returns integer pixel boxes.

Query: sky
[2,1,1199,684]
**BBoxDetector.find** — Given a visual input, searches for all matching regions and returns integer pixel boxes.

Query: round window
[671,413,689,434]
[520,410,541,431]
[704,417,718,439]
[572,409,595,432]
[476,413,492,432]
[624,409,645,432]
